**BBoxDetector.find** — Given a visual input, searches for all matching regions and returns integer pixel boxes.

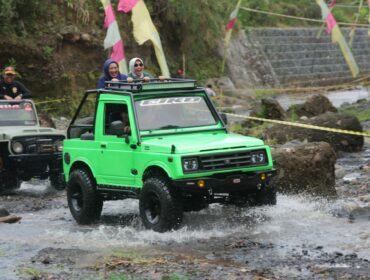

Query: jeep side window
[104,103,131,136]
[68,93,97,139]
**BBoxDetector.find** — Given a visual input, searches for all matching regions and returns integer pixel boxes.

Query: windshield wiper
[158,125,181,129]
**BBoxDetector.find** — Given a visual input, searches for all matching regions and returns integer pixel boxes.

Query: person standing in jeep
[0,66,32,100]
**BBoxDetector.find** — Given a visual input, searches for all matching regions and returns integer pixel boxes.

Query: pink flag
[111,40,125,62]
[101,0,128,74]
[329,0,336,8]
[326,12,337,33]
[226,18,237,31]
[118,0,139,13]
[104,4,116,28]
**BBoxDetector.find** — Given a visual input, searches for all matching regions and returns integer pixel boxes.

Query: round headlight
[251,152,266,164]
[55,140,63,152]
[12,142,24,154]
[183,158,199,172]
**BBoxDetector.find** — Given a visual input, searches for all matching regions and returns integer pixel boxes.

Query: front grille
[198,150,267,171]
[38,143,54,153]
[12,135,64,155]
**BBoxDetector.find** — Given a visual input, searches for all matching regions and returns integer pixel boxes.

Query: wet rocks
[250,98,287,120]
[287,94,337,118]
[265,112,364,152]
[0,207,10,217]
[272,141,337,196]
[0,206,21,223]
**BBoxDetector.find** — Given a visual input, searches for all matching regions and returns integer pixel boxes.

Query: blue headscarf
[97,58,127,88]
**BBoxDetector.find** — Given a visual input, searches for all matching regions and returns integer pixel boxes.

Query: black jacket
[0,80,32,99]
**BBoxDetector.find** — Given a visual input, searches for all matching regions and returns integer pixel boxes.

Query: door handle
[100,143,107,148]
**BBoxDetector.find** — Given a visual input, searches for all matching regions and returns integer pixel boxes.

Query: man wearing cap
[0,66,32,100]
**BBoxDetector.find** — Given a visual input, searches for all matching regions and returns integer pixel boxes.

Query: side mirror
[110,120,125,137]
[219,112,228,125]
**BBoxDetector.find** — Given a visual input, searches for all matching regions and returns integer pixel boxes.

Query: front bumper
[9,153,62,162]
[8,153,63,178]
[172,169,276,194]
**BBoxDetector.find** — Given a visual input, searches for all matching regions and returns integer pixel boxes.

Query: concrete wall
[226,28,370,88]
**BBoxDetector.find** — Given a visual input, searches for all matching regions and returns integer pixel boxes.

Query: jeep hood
[141,132,265,154]
[0,126,65,141]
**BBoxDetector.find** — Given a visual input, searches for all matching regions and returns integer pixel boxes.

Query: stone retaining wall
[226,28,370,88]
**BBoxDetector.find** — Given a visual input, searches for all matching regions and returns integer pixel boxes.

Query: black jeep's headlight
[182,158,199,172]
[251,151,267,164]
[54,140,63,152]
[12,141,24,154]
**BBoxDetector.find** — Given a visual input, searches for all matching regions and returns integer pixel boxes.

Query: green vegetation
[339,106,370,122]
[18,267,48,278]
[0,0,368,104]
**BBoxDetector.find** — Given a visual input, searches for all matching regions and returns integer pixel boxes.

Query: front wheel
[139,177,183,232]
[1,174,21,193]
[67,168,103,224]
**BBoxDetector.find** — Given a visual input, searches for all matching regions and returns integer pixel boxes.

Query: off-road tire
[139,177,183,232]
[50,173,66,191]
[255,185,277,206]
[183,194,208,212]
[1,175,21,193]
[67,168,103,224]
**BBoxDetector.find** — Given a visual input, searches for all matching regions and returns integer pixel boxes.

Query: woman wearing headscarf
[97,58,127,88]
[127,57,153,82]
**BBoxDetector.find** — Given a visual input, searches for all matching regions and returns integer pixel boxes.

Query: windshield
[135,95,218,131]
[0,101,37,126]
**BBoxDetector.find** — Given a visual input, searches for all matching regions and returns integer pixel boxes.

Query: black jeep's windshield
[0,101,37,126]
[135,95,218,131]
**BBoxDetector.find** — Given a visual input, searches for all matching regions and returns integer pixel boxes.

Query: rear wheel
[67,168,103,224]
[139,177,183,232]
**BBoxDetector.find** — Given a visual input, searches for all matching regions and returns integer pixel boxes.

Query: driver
[120,110,131,134]
[0,66,32,100]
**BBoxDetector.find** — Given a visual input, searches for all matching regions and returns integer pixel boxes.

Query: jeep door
[95,101,135,187]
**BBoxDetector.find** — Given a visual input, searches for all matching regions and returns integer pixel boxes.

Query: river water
[1,180,369,279]
[276,87,370,110]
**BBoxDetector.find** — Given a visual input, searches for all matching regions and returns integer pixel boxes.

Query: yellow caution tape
[224,112,370,138]
[35,98,70,105]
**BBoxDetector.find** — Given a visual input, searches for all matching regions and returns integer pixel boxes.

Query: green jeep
[64,79,276,232]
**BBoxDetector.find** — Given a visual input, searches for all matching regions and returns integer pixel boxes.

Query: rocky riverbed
[1,93,370,279]
[0,141,369,280]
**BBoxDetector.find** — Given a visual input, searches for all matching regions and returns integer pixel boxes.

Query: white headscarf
[129,57,144,78]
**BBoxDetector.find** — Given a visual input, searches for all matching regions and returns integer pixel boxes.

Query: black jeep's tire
[50,173,66,191]
[139,177,183,232]
[67,168,103,224]
[255,186,277,206]
[1,175,21,193]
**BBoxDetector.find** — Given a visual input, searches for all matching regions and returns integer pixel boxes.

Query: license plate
[233,178,241,184]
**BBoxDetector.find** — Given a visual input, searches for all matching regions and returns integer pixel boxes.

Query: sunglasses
[134,63,143,67]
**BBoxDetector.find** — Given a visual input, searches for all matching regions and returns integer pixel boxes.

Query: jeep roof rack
[104,78,197,93]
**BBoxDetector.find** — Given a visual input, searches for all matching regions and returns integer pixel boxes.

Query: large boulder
[287,94,337,118]
[251,98,286,120]
[272,142,336,196]
[0,207,21,223]
[265,112,364,152]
